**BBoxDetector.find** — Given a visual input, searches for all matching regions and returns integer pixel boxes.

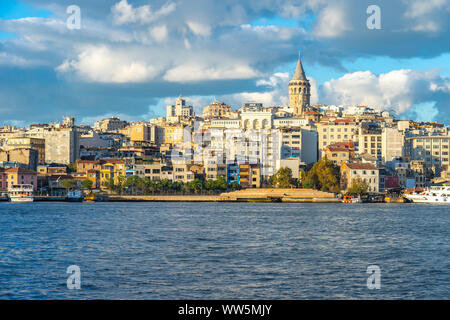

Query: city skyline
[0,0,449,126]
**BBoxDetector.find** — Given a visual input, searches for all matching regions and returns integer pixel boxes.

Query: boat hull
[404,195,449,203]
[9,196,34,203]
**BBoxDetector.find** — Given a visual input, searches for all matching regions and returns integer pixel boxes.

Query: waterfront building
[172,164,196,183]
[134,163,164,181]
[100,159,126,189]
[227,164,239,184]
[276,158,302,180]
[5,167,38,191]
[204,163,227,181]
[340,162,380,193]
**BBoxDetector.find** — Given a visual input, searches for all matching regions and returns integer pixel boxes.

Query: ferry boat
[342,195,362,203]
[403,186,450,203]
[8,184,34,203]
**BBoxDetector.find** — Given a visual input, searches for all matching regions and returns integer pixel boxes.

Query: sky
[0,0,449,126]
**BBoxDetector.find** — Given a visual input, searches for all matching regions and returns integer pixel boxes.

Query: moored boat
[8,184,34,203]
[342,195,362,203]
[83,192,96,203]
[67,190,84,202]
[403,186,450,203]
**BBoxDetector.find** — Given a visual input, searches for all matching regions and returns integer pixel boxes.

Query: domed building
[288,50,311,117]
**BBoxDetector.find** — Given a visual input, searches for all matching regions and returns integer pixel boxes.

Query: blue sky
[0,0,449,125]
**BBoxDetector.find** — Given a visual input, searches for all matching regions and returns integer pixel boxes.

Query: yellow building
[120,123,151,142]
[100,159,126,189]
[163,125,185,145]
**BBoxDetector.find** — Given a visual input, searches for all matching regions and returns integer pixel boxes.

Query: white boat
[404,186,450,203]
[67,190,84,202]
[8,184,34,203]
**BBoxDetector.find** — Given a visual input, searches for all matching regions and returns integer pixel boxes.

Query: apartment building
[405,136,450,169]
[316,120,359,158]
[202,100,232,119]
[4,167,38,191]
[340,162,379,193]
[325,142,355,165]
[94,117,128,132]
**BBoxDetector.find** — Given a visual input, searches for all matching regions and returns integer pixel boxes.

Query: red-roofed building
[340,162,379,193]
[325,142,355,165]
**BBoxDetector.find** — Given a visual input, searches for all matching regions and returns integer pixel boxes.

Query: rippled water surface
[0,202,449,299]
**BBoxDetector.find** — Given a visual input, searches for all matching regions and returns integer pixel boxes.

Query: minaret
[289,50,311,117]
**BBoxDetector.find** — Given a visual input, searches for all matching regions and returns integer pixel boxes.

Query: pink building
[5,167,38,191]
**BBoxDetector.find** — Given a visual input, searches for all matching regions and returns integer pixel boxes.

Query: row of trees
[270,158,369,195]
[104,176,241,195]
[61,176,241,195]
[60,179,93,190]
[270,158,341,192]
[61,159,368,195]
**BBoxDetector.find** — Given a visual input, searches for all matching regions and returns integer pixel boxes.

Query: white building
[166,97,194,122]
[382,127,405,163]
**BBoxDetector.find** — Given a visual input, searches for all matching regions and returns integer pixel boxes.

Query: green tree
[229,182,241,191]
[271,167,295,188]
[81,179,93,190]
[215,176,228,191]
[301,177,315,189]
[303,158,340,192]
[60,179,76,191]
[187,179,203,194]
[347,177,369,196]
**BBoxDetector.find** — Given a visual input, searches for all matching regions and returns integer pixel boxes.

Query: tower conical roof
[291,50,307,81]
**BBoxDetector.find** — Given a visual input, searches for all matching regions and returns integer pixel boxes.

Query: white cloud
[56,46,157,83]
[240,24,301,41]
[163,63,260,82]
[404,0,449,18]
[0,52,45,67]
[111,0,176,25]
[312,4,352,38]
[150,25,168,42]
[320,69,450,115]
[221,72,318,108]
[186,21,212,37]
